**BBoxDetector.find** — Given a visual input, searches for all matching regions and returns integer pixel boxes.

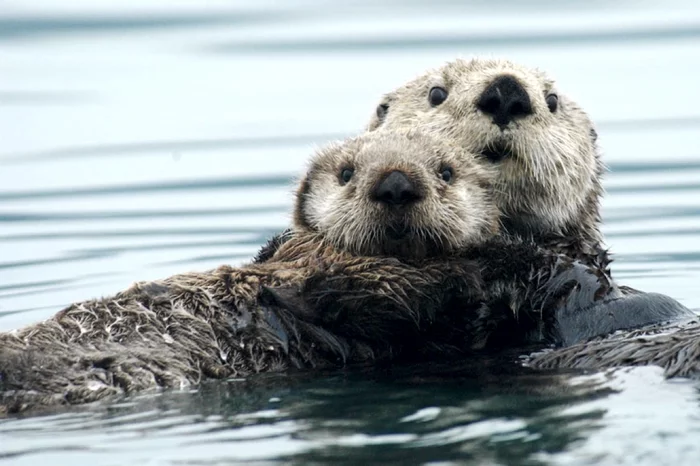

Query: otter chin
[293,129,499,260]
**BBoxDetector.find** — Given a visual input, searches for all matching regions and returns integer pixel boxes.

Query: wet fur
[266,237,697,379]
[0,235,439,414]
[275,237,694,354]
[6,231,691,415]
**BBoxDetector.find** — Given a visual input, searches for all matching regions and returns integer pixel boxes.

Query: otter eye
[376,103,389,120]
[546,94,558,113]
[428,86,448,106]
[340,167,354,185]
[440,167,453,183]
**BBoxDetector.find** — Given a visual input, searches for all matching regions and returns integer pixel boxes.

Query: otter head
[368,58,604,243]
[294,130,499,260]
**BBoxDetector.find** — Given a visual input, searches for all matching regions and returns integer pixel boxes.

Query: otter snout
[477,75,533,128]
[372,170,422,206]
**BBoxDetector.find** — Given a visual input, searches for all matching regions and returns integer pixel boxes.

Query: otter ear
[293,174,313,231]
[367,93,395,131]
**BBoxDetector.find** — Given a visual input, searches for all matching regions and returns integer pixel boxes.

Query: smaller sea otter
[0,130,499,414]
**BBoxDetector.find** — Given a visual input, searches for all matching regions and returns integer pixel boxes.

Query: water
[1,0,700,464]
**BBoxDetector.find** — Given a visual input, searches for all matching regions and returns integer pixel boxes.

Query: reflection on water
[1,0,700,464]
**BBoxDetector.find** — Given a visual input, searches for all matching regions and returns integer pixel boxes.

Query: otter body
[272,238,694,353]
[0,235,482,415]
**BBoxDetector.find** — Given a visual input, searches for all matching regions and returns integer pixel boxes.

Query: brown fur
[367,57,606,266]
[0,232,496,415]
[275,238,696,380]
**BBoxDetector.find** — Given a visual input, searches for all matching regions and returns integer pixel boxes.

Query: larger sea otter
[367,57,605,265]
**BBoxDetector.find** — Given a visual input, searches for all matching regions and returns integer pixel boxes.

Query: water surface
[2,1,700,464]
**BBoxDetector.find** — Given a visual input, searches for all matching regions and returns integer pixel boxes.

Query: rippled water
[2,1,700,464]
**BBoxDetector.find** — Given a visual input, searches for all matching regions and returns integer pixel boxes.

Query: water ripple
[0,175,293,201]
[207,23,700,54]
[0,133,348,163]
[0,205,288,223]
[0,12,295,41]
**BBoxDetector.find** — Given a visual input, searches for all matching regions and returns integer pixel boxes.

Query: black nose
[373,170,421,206]
[477,75,533,128]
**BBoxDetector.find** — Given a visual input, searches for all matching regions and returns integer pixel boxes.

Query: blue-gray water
[1,1,700,464]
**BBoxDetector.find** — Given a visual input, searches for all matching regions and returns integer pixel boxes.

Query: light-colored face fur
[367,58,603,241]
[294,130,499,260]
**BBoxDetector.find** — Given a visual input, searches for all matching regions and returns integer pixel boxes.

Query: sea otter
[255,57,606,267]
[0,130,498,414]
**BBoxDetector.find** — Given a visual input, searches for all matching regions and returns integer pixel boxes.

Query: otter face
[368,58,603,240]
[294,130,499,260]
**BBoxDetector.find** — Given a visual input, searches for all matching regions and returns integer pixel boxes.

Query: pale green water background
[1,1,700,464]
